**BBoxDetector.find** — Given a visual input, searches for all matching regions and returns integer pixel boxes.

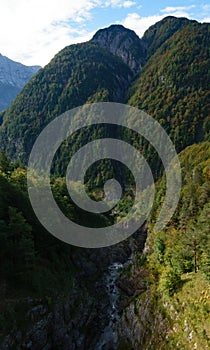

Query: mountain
[0,16,210,349]
[91,24,146,73]
[143,16,191,58]
[0,17,209,170]
[0,41,134,164]
[0,53,40,111]
[0,143,209,349]
[128,19,210,154]
[118,141,210,350]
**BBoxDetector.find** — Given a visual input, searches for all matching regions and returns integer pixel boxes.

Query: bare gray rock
[91,25,146,74]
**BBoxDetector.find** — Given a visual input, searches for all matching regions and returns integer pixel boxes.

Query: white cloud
[161,6,195,14]
[122,13,164,38]
[122,1,136,8]
[1,1,209,67]
[0,0,102,66]
[105,0,136,8]
[202,17,210,22]
[200,4,210,22]
[121,5,198,39]
[0,0,139,66]
[160,5,196,18]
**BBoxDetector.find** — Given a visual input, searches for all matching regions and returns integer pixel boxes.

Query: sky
[0,0,210,67]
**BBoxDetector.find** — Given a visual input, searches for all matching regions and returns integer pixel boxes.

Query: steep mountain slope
[118,142,210,350]
[0,18,209,171]
[0,41,133,163]
[0,154,134,349]
[128,20,210,154]
[0,53,40,111]
[143,16,191,58]
[91,24,146,73]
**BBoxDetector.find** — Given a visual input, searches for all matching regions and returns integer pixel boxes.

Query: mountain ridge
[128,19,210,153]
[142,16,195,57]
[0,53,41,111]
[0,17,209,167]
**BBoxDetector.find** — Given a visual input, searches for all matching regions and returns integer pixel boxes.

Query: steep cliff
[91,24,146,74]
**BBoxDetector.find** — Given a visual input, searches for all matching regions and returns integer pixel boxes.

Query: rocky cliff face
[0,54,40,111]
[0,228,147,350]
[117,288,170,350]
[91,25,146,74]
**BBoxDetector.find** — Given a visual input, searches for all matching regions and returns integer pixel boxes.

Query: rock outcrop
[91,25,146,74]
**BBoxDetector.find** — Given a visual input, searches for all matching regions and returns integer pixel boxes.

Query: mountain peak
[93,24,135,35]
[143,16,192,57]
[91,24,146,74]
[0,54,41,111]
[0,53,40,88]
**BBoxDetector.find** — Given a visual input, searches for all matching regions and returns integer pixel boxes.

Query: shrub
[159,267,181,296]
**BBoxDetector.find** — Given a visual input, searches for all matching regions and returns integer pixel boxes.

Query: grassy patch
[161,271,210,349]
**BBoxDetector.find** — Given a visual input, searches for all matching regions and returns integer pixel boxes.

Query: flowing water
[95,262,123,349]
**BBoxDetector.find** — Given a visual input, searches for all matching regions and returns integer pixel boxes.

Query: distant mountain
[0,54,40,111]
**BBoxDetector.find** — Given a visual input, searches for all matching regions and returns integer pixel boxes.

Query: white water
[95,262,123,350]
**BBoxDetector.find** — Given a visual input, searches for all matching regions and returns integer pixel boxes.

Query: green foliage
[143,16,190,58]
[197,203,210,279]
[0,18,209,346]
[0,153,112,300]
[0,156,77,296]
[0,151,11,172]
[128,21,210,157]
[5,206,34,280]
[154,237,166,264]
[156,272,210,349]
[149,142,210,283]
[0,42,132,163]
[0,18,209,188]
[159,266,181,296]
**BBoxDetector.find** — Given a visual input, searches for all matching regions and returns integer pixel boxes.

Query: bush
[159,267,181,296]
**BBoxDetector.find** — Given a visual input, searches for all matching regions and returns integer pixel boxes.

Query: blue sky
[0,0,209,66]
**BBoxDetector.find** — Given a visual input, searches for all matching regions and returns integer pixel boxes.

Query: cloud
[202,17,210,23]
[105,0,136,8]
[160,5,196,18]
[0,0,138,66]
[161,6,195,14]
[1,1,209,67]
[122,1,136,8]
[122,13,164,37]
[200,4,210,22]
[0,0,102,66]
[121,5,199,39]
